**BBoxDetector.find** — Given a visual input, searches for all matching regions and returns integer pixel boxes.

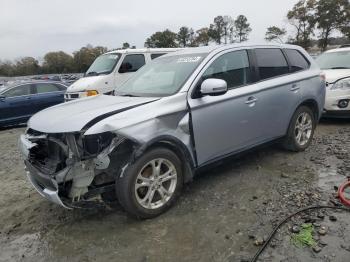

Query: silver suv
[19,44,325,218]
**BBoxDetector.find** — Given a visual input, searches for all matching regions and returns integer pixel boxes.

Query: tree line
[0,43,134,77]
[145,15,252,48]
[0,0,349,77]
[145,0,349,50]
[265,0,350,50]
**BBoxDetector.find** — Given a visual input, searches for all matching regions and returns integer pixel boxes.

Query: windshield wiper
[118,93,140,97]
[86,71,98,76]
[329,67,350,69]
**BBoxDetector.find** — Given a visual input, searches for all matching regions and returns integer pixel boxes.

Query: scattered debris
[329,215,337,222]
[312,245,322,253]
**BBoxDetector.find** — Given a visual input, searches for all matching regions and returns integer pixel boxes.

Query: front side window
[285,49,310,72]
[119,54,146,73]
[201,50,252,89]
[35,83,60,94]
[4,84,31,97]
[117,54,207,97]
[86,53,121,76]
[315,51,350,70]
[255,49,289,80]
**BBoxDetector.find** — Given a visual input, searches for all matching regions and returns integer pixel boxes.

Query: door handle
[245,96,258,105]
[290,84,300,92]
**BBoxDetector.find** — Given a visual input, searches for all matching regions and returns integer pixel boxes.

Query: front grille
[66,93,79,99]
[27,136,68,176]
[70,93,79,98]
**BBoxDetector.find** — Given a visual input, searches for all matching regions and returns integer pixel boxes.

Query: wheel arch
[298,98,320,121]
[131,135,196,184]
[284,98,320,137]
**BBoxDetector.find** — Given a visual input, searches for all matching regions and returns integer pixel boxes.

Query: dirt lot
[1,120,350,262]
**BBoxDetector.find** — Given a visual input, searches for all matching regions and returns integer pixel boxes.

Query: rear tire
[116,147,183,219]
[282,106,315,152]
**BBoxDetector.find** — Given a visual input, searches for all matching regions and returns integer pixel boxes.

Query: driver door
[188,49,264,165]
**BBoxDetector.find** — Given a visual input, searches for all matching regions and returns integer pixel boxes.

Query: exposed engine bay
[22,128,136,208]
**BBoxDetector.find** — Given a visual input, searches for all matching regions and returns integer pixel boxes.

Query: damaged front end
[19,128,135,208]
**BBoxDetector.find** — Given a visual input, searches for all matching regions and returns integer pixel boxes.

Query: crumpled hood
[28,95,159,133]
[323,69,350,84]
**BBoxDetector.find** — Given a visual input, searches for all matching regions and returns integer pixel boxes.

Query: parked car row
[0,81,67,126]
[19,43,326,218]
[32,74,82,86]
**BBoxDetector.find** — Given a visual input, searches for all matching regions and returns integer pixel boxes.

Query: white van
[65,48,182,100]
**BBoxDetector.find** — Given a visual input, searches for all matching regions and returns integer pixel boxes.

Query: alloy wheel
[294,112,313,146]
[134,158,177,209]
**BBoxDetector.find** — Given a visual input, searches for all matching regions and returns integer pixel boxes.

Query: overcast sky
[0,0,299,61]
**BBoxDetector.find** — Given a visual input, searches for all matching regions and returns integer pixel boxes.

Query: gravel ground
[0,120,350,262]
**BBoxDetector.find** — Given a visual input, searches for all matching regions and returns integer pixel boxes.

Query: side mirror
[200,78,228,96]
[0,95,5,102]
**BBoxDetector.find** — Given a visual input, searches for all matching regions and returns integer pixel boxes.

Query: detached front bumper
[19,135,71,209]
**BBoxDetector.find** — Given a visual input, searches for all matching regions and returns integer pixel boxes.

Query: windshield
[85,53,121,76]
[315,51,350,70]
[116,53,206,97]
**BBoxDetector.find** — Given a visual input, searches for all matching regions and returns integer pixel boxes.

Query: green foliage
[177,26,190,47]
[291,224,316,248]
[195,27,210,46]
[144,29,179,48]
[286,0,350,49]
[72,45,108,73]
[208,15,226,44]
[42,51,74,74]
[122,42,130,49]
[315,0,350,50]
[0,44,109,76]
[265,26,287,43]
[233,15,252,42]
[287,0,316,49]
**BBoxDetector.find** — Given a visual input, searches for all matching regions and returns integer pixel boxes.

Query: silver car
[19,44,325,218]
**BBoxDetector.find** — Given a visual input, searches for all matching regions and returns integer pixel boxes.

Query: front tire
[282,106,316,152]
[116,147,183,219]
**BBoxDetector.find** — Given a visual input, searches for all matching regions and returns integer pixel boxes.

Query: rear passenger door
[117,54,146,86]
[252,48,302,138]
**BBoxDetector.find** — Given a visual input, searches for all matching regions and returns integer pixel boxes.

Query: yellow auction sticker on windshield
[176,57,202,63]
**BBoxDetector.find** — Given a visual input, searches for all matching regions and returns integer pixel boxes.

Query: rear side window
[4,84,31,97]
[35,83,60,94]
[151,53,166,60]
[284,49,310,72]
[255,49,289,80]
[119,54,146,73]
[201,50,252,89]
